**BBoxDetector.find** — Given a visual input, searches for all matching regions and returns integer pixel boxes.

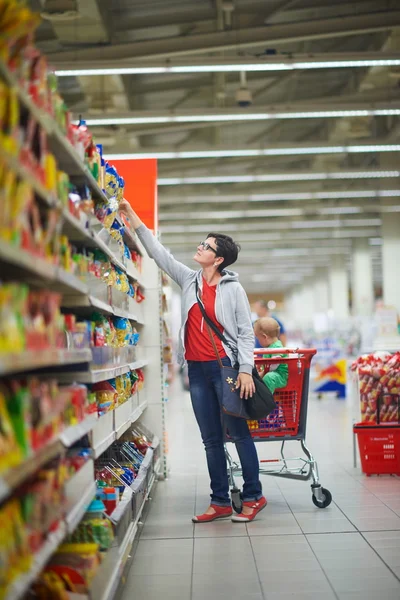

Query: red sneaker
[231,496,267,522]
[192,504,233,523]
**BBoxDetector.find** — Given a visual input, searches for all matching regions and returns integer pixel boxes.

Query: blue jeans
[188,357,262,507]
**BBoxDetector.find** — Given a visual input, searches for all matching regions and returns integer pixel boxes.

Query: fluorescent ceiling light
[105,144,400,161]
[162,227,376,238]
[54,54,400,77]
[160,220,380,234]
[381,205,400,212]
[160,189,400,204]
[318,207,362,215]
[158,171,400,186]
[159,208,303,221]
[291,218,382,229]
[86,108,400,127]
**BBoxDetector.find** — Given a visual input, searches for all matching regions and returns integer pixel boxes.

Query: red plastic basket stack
[354,424,400,476]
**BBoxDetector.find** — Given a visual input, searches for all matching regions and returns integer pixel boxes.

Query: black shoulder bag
[195,280,276,420]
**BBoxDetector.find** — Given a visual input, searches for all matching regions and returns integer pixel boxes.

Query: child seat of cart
[257,348,289,430]
[252,349,305,437]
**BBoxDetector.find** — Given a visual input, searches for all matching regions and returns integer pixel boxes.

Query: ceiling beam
[84,86,399,142]
[46,9,400,64]
[112,0,358,32]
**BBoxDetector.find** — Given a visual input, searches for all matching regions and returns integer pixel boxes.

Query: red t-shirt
[185,278,227,361]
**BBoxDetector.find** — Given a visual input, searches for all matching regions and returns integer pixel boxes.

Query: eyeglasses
[199,241,217,254]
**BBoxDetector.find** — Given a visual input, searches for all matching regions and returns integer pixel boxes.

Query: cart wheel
[312,487,332,509]
[231,488,242,513]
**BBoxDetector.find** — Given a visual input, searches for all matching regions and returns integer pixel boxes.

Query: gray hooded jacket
[135,225,254,374]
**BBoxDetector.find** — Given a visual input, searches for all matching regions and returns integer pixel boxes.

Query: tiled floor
[122,382,400,600]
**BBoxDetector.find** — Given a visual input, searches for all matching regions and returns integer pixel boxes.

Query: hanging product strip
[0,3,158,600]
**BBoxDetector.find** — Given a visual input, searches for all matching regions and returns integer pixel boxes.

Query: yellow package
[3,87,19,155]
[0,389,22,475]
[32,572,70,600]
[13,180,33,246]
[44,152,57,194]
[0,169,16,240]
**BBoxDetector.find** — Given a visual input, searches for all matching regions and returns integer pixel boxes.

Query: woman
[119,200,266,523]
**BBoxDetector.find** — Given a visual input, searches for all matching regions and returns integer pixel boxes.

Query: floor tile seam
[354,474,400,506]
[371,496,400,518]
[248,533,268,600]
[315,500,400,585]
[190,473,199,600]
[333,496,400,532]
[302,534,342,599]
[274,478,340,600]
[140,536,195,541]
[359,531,400,585]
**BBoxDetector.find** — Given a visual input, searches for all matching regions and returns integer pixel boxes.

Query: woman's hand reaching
[236,372,255,400]
[119,199,142,230]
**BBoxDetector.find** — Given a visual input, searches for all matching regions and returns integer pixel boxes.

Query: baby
[254,317,289,394]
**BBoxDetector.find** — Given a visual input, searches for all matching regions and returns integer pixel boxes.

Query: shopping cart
[226,348,333,512]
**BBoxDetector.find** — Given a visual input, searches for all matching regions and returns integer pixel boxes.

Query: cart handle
[254,348,317,356]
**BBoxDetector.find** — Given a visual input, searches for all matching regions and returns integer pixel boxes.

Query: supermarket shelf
[62,209,93,244]
[133,402,147,425]
[0,239,57,281]
[60,414,99,447]
[125,260,145,289]
[0,60,142,261]
[63,359,147,385]
[61,292,142,323]
[115,401,134,439]
[0,152,139,279]
[62,212,127,274]
[0,60,100,198]
[3,465,96,599]
[56,268,89,295]
[0,411,99,504]
[90,521,136,600]
[0,348,91,377]
[116,216,141,255]
[0,239,93,296]
[92,398,147,458]
[64,294,114,315]
[131,359,148,370]
[4,521,67,600]
[92,231,127,273]
[65,479,97,534]
[0,147,56,209]
[92,430,116,459]
[0,440,62,504]
[153,457,162,477]
[89,462,157,600]
[71,363,132,384]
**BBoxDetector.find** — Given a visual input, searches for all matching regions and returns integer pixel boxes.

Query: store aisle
[123,383,400,600]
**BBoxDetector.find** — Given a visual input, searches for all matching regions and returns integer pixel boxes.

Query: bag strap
[195,279,224,367]
[195,279,229,344]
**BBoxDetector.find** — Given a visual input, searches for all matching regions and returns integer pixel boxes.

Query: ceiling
[31,0,400,294]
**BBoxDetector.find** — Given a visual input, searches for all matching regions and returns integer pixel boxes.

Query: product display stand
[136,256,168,480]
[0,37,165,598]
[351,351,400,474]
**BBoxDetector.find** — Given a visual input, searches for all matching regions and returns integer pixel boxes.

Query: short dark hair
[207,232,241,272]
